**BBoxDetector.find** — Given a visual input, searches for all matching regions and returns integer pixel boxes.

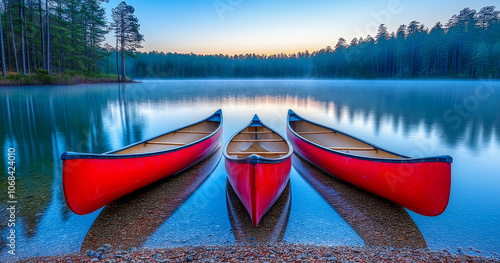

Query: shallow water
[1,79,499,260]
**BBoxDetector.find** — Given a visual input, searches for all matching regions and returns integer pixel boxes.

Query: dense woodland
[127,52,313,78]
[1,3,499,82]
[127,6,500,79]
[0,0,141,84]
[0,0,109,75]
[312,6,500,79]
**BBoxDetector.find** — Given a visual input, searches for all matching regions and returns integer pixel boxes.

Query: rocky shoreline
[16,243,499,263]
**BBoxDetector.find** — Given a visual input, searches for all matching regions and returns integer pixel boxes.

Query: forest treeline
[1,3,499,82]
[312,6,500,79]
[126,52,313,78]
[126,6,500,79]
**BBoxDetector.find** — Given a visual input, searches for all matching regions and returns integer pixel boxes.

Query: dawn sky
[103,0,498,55]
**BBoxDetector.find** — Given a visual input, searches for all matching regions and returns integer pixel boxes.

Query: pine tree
[0,11,6,76]
[111,1,143,81]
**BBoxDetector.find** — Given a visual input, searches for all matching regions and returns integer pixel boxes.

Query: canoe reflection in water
[292,154,427,249]
[226,180,291,243]
[81,147,222,252]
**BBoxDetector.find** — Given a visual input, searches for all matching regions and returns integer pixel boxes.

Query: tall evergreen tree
[111,1,143,81]
[0,11,6,76]
[46,0,49,72]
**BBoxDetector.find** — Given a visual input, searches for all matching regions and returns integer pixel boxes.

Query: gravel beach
[16,243,499,263]
[11,154,498,263]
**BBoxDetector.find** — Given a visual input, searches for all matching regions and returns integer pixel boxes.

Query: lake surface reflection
[1,79,499,260]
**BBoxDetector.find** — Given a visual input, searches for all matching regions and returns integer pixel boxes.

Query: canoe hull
[287,125,451,216]
[63,126,222,215]
[225,158,291,227]
[226,179,291,243]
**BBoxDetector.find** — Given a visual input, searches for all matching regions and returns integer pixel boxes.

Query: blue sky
[103,0,498,55]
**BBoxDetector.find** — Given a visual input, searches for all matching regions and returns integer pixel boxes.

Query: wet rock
[97,244,113,254]
[186,256,193,261]
[328,256,337,261]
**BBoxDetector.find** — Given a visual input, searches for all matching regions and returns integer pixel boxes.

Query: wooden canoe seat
[227,152,288,155]
[297,131,336,134]
[175,131,212,134]
[240,131,274,134]
[329,147,376,151]
[147,141,186,146]
[232,139,284,142]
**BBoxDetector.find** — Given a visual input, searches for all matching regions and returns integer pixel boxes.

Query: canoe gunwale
[287,110,452,164]
[223,115,293,164]
[61,109,223,160]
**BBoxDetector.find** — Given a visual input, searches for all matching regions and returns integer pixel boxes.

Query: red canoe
[287,110,452,216]
[61,109,223,215]
[224,115,292,227]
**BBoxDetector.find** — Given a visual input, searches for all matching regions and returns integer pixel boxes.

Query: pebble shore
[17,243,499,263]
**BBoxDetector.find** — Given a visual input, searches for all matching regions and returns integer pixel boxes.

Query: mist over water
[1,79,499,260]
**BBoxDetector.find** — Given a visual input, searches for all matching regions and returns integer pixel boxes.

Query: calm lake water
[1,79,499,260]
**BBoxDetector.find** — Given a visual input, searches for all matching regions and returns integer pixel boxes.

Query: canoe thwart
[240,131,274,134]
[227,152,289,155]
[297,131,336,134]
[329,147,377,151]
[147,141,186,146]
[175,131,212,134]
[232,139,284,142]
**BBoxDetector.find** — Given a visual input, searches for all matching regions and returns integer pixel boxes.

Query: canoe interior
[289,120,404,159]
[227,126,290,159]
[114,121,220,154]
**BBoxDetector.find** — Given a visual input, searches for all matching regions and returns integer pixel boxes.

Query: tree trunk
[30,1,36,70]
[46,0,49,72]
[116,38,120,82]
[20,0,27,75]
[0,12,6,76]
[5,1,12,70]
[9,6,19,73]
[24,1,30,74]
[39,0,45,70]
[120,37,125,81]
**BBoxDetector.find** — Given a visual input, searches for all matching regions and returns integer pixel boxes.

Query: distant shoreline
[2,76,499,87]
[0,72,139,87]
